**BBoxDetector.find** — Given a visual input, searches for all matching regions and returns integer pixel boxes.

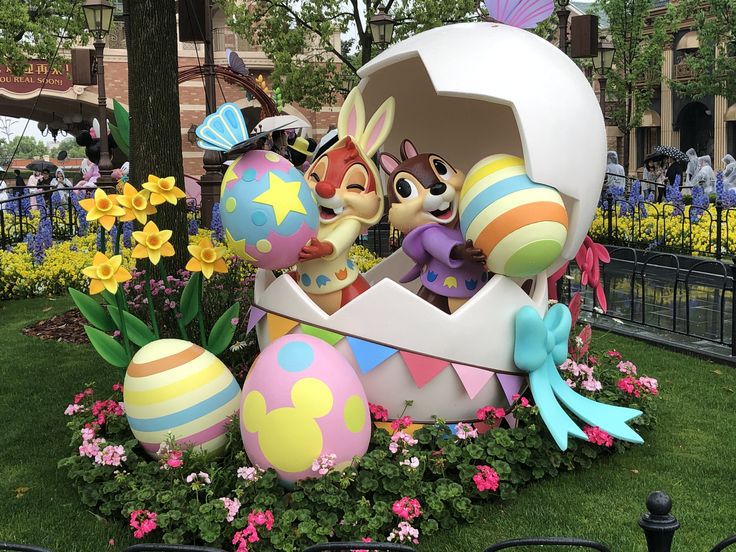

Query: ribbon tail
[528,360,588,451]
[548,365,644,444]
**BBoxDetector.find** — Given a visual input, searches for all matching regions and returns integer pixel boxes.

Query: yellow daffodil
[81,252,132,295]
[78,188,125,231]
[186,237,228,279]
[142,175,187,206]
[117,183,157,224]
[132,221,175,265]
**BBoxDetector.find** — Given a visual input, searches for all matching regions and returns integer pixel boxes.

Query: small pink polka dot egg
[240,334,370,483]
[220,150,319,270]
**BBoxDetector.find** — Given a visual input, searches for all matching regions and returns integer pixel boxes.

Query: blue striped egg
[124,339,241,457]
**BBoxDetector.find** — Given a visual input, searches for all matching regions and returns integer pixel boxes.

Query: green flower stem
[113,221,122,256]
[159,258,189,341]
[98,227,106,254]
[197,272,207,347]
[145,278,160,338]
[115,287,132,365]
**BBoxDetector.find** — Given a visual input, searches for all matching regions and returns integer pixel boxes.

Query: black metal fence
[557,246,736,356]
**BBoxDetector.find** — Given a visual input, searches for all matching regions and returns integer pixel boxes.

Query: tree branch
[268,0,359,75]
[352,0,364,39]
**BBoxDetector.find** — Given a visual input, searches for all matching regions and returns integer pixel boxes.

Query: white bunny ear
[92,119,100,139]
[338,87,366,141]
[360,96,395,158]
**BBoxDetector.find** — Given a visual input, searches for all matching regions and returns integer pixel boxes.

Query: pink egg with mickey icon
[239,334,371,483]
[220,150,319,270]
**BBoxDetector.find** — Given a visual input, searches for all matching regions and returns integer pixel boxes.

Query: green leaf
[109,123,130,157]
[68,288,116,331]
[107,306,156,347]
[180,272,201,326]
[206,303,240,356]
[101,290,117,306]
[113,99,130,140]
[84,325,129,368]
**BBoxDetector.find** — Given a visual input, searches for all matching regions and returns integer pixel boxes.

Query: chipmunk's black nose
[429,182,446,195]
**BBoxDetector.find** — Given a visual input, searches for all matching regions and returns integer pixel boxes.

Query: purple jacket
[400,224,488,298]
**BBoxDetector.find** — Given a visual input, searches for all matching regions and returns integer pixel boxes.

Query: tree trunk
[128,0,188,270]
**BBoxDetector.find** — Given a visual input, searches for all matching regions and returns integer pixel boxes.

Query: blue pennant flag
[345,336,397,374]
[514,304,644,451]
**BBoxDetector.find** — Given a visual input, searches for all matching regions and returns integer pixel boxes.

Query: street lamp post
[83,0,116,188]
[199,0,223,229]
[556,0,571,54]
[369,6,396,50]
[593,41,615,121]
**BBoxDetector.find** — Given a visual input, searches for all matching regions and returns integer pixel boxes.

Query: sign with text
[0,61,74,94]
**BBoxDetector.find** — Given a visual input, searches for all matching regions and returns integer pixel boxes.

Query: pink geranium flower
[392,497,422,521]
[473,465,500,492]
[130,509,157,539]
[369,403,389,421]
[390,416,413,431]
[583,425,614,447]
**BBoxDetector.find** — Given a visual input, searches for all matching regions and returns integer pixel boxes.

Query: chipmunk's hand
[451,240,487,265]
[299,238,334,261]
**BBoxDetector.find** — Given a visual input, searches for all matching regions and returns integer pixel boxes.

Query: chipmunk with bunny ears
[295,87,395,315]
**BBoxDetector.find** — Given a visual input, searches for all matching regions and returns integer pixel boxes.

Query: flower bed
[59,332,658,551]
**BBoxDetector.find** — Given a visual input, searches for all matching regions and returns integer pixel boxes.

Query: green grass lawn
[1,297,735,551]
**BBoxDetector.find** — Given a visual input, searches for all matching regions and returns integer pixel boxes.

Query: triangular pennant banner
[451,363,495,400]
[266,313,299,342]
[505,413,518,429]
[400,351,449,388]
[300,323,343,346]
[346,336,397,374]
[496,373,526,406]
[246,306,267,334]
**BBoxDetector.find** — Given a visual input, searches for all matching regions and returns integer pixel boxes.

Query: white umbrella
[251,115,311,134]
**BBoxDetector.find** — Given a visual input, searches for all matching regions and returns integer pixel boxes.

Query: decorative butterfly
[195,102,291,156]
[483,0,554,29]
[226,48,249,76]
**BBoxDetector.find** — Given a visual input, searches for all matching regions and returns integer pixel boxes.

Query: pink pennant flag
[400,351,449,388]
[496,373,525,405]
[451,363,495,400]
[246,306,267,334]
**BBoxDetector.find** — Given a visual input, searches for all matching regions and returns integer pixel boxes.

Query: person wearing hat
[287,135,317,172]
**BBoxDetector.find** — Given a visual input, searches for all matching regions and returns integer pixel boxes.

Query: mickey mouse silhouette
[75,120,117,187]
[242,378,333,473]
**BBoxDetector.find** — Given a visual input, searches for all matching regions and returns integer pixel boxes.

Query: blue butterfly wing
[195,102,249,152]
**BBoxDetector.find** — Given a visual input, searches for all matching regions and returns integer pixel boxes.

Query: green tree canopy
[595,0,679,169]
[671,0,736,101]
[217,0,496,111]
[0,135,48,162]
[0,0,88,74]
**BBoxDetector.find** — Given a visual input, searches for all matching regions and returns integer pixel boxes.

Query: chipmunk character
[296,87,395,315]
[380,139,488,314]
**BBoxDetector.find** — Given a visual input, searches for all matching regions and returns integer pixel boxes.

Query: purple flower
[211,202,224,243]
[123,222,134,249]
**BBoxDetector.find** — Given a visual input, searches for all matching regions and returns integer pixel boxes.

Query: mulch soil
[23,308,89,344]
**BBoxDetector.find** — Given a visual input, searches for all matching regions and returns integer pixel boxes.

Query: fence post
[606,190,614,241]
[638,491,679,552]
[716,199,723,260]
[731,257,736,356]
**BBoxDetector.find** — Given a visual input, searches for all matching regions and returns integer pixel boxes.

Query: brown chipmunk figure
[380,139,488,314]
[295,87,395,315]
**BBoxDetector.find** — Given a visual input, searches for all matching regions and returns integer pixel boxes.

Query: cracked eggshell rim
[254,249,547,373]
[357,22,606,267]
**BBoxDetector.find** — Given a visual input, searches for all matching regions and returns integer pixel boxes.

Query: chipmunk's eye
[395,178,418,199]
[433,159,448,175]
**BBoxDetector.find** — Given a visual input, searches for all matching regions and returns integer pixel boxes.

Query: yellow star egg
[219,150,319,270]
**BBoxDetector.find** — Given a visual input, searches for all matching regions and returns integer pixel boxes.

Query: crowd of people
[606,147,736,199]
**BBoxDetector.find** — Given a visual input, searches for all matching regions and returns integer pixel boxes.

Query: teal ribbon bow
[514,304,644,451]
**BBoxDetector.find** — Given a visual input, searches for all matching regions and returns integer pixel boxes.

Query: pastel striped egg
[124,339,241,457]
[459,154,568,278]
